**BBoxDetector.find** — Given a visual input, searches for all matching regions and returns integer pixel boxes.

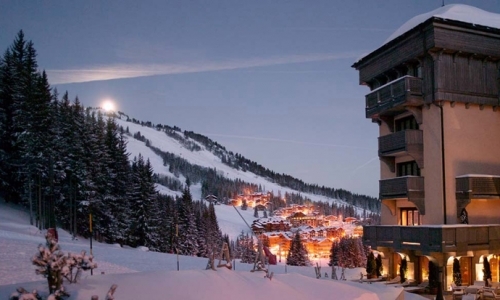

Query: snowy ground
[0,201,428,300]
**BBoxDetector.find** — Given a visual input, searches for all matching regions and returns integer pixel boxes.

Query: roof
[289,212,307,218]
[354,4,500,66]
[385,4,500,44]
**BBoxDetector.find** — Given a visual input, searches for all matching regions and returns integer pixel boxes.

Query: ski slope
[117,118,367,218]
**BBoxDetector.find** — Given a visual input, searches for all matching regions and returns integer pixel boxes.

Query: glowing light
[102,100,115,112]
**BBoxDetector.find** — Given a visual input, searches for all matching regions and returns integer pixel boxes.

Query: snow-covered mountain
[116,115,378,238]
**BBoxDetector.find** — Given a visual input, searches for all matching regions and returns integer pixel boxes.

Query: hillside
[115,113,380,222]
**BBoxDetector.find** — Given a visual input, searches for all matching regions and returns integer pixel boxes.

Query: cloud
[47,51,365,84]
[204,133,370,150]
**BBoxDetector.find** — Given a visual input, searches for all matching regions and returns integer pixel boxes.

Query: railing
[378,130,423,155]
[363,224,500,254]
[456,175,500,199]
[366,76,423,118]
[380,176,424,198]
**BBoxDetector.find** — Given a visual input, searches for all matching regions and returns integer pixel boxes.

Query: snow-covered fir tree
[286,231,310,266]
[176,186,199,255]
[31,231,97,297]
[337,236,366,268]
[238,232,256,263]
[328,240,339,267]
[127,155,161,249]
[194,202,209,257]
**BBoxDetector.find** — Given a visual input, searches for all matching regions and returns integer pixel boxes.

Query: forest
[0,31,230,256]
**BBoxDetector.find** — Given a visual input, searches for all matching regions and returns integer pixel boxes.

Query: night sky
[2,0,499,197]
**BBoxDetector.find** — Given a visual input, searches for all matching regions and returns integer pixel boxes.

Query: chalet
[251,217,292,234]
[352,4,500,290]
[287,212,321,227]
[255,217,347,259]
[232,191,271,208]
[204,194,218,205]
[307,237,333,259]
[344,217,357,224]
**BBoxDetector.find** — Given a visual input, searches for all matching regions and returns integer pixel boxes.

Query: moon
[102,100,115,112]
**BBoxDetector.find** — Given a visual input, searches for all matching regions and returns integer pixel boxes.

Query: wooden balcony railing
[366,76,423,118]
[380,176,424,199]
[456,175,500,217]
[378,130,423,156]
[363,224,500,254]
[456,175,500,200]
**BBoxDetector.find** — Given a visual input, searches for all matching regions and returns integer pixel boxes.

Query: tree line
[128,124,380,223]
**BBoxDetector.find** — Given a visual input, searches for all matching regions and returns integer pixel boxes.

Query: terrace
[363,224,500,255]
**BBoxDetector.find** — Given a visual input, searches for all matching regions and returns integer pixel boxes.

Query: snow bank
[0,201,425,300]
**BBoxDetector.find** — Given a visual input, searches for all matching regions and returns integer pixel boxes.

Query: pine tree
[355,237,367,268]
[239,233,256,263]
[176,186,198,255]
[286,232,309,266]
[235,231,247,260]
[206,202,223,254]
[126,155,161,249]
[366,251,376,278]
[0,31,37,204]
[99,117,131,244]
[328,240,339,267]
[195,204,209,257]
[336,236,365,268]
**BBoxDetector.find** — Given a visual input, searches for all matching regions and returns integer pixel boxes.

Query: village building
[204,194,219,205]
[352,4,500,290]
[251,217,292,234]
[252,204,348,259]
[286,212,322,227]
[230,192,271,208]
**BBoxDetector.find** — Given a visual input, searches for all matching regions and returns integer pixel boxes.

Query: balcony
[380,176,424,198]
[456,175,500,217]
[378,130,423,168]
[380,176,425,215]
[366,76,424,119]
[363,224,500,255]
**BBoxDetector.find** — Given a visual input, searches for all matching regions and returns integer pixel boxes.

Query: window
[397,161,420,177]
[395,116,419,131]
[408,64,422,78]
[416,65,422,78]
[400,208,420,226]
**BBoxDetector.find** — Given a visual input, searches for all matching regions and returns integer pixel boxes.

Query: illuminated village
[216,192,363,261]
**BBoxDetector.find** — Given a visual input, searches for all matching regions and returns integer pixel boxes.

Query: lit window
[400,208,420,226]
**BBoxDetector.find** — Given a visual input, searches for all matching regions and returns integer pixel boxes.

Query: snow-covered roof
[385,4,500,44]
[355,5,500,64]
[456,174,500,178]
